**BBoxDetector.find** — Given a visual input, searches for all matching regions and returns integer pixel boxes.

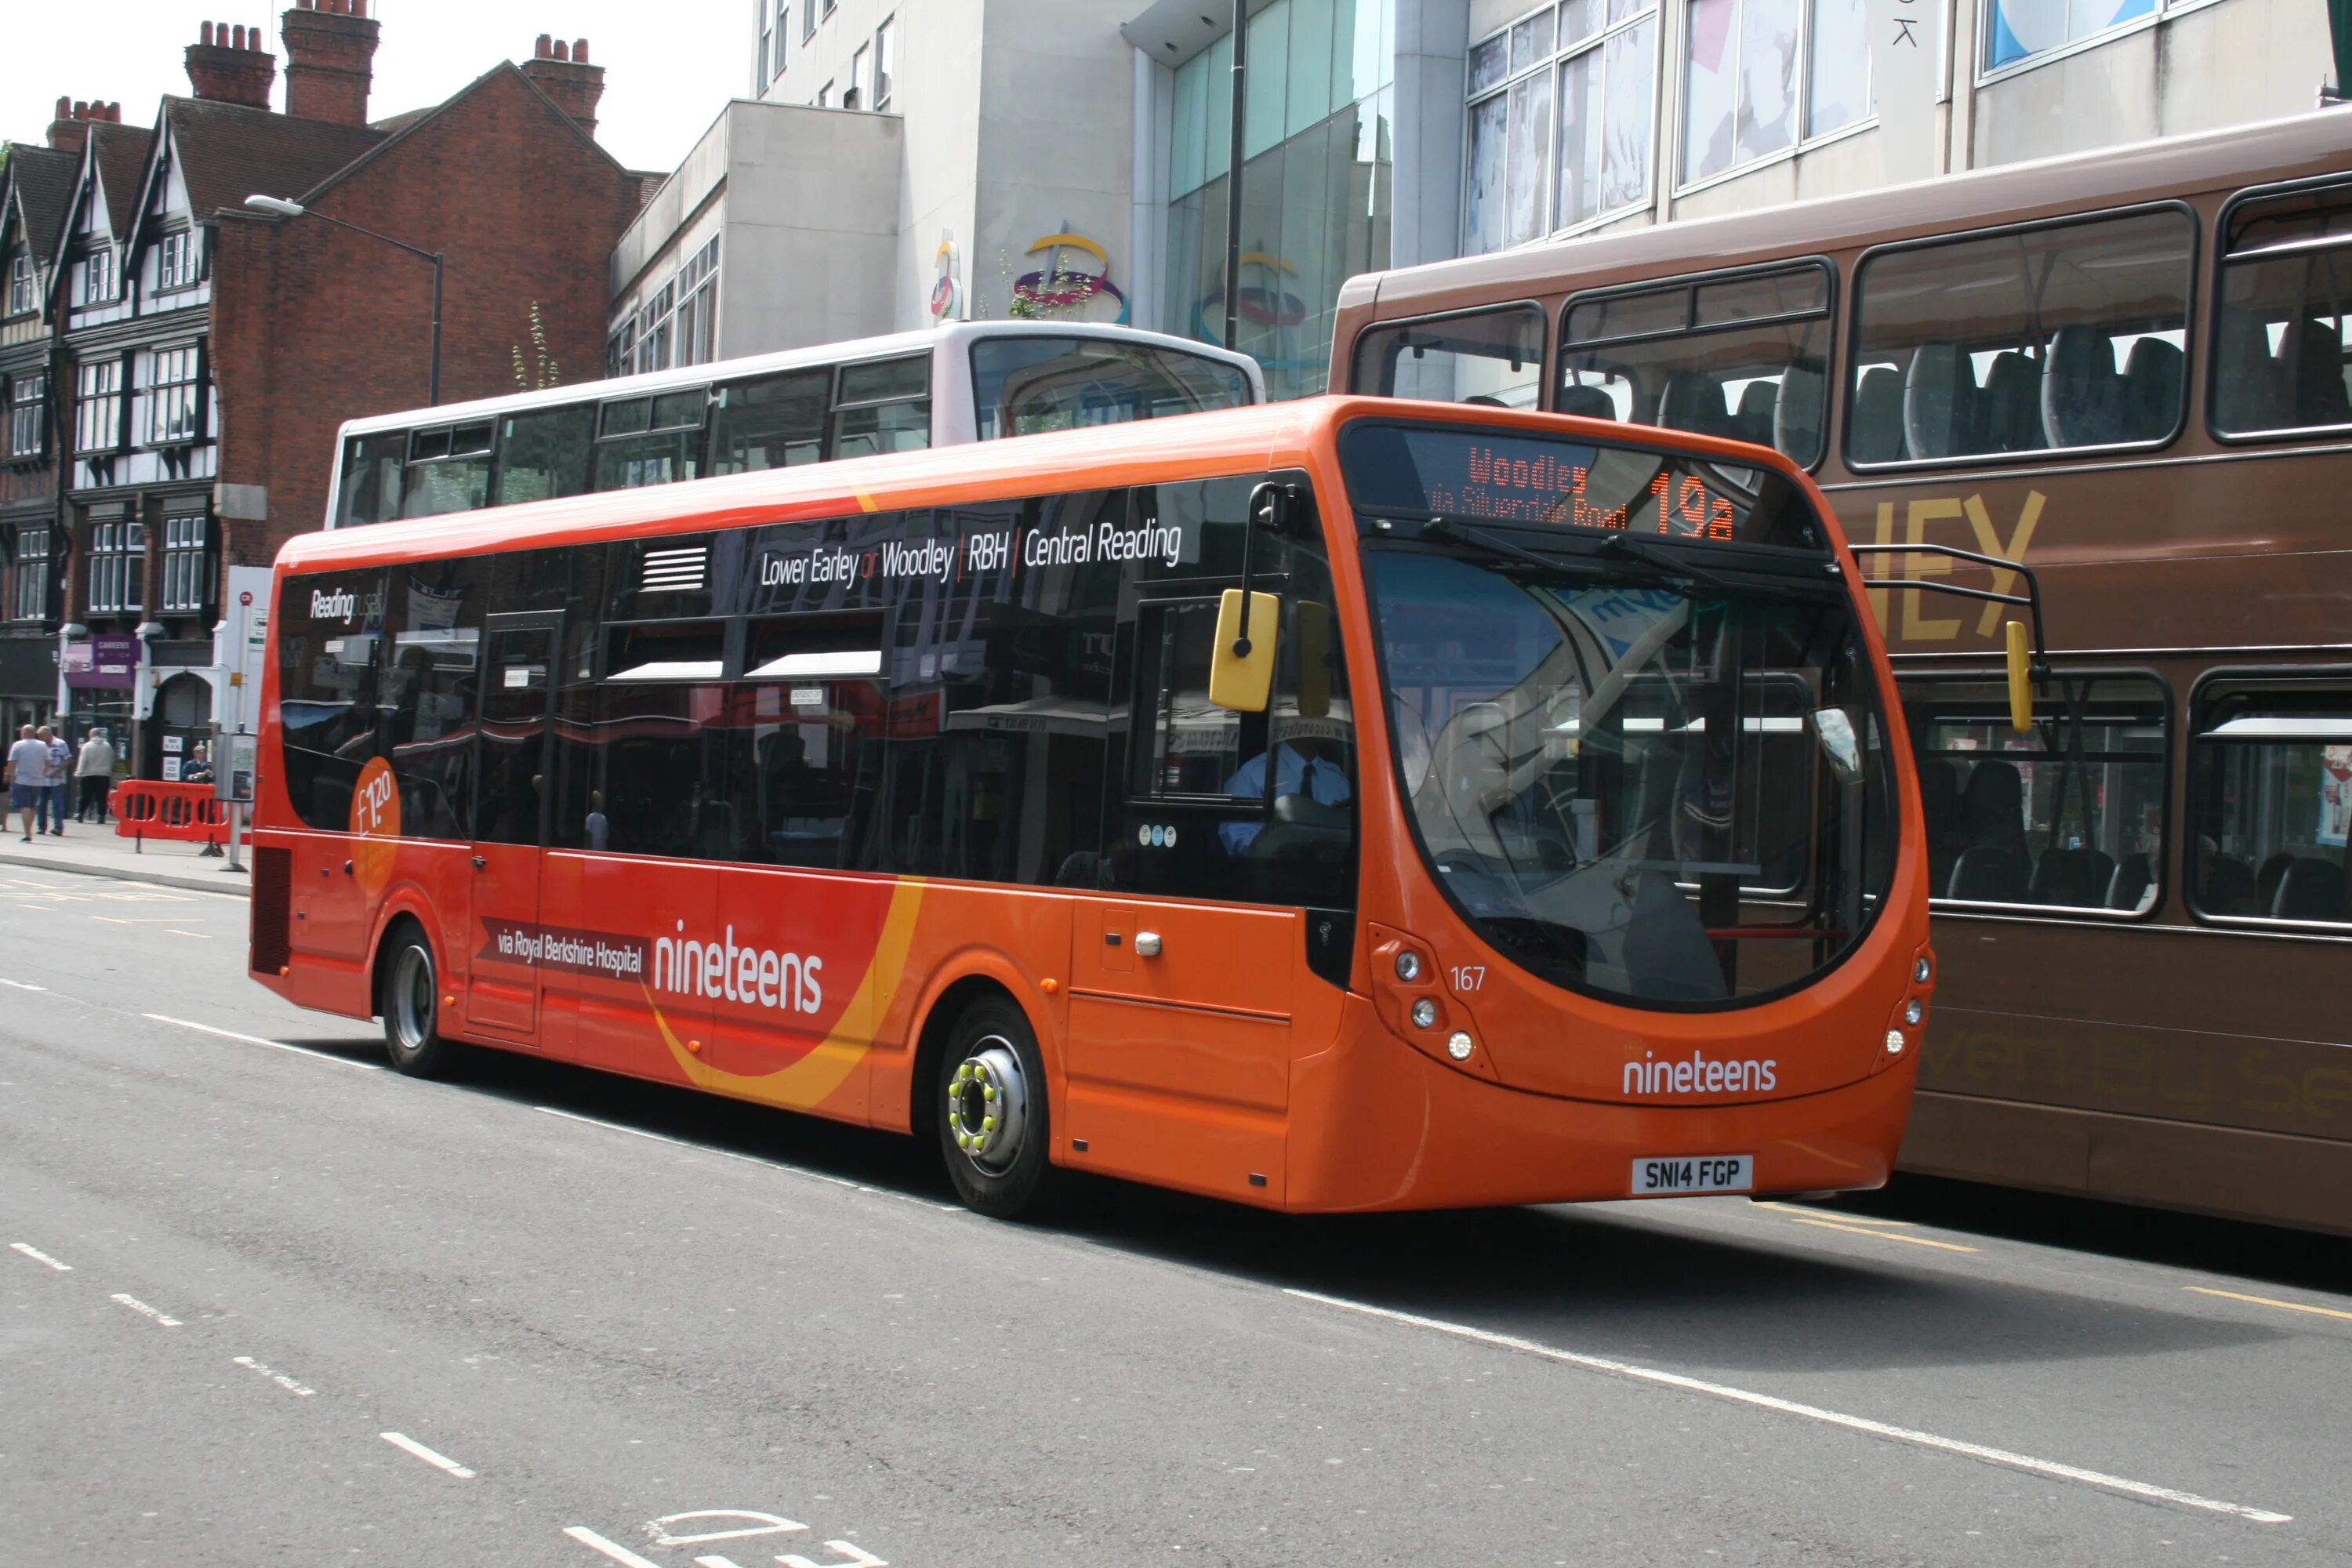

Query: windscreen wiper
[1419,516,1563,572]
[1420,514,1737,592]
[1593,529,1738,592]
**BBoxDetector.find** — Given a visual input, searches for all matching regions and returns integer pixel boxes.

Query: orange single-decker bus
[251,397,1935,1218]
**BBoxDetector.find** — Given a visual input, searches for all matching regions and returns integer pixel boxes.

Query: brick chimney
[281,0,378,127]
[46,98,122,154]
[519,34,603,140]
[186,21,278,110]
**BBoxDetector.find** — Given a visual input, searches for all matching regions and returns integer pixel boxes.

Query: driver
[1221,741,1350,853]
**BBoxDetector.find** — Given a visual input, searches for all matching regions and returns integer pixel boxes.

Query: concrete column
[1392,0,1472,269]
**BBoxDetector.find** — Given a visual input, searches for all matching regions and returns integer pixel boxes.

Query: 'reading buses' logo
[310,587,358,624]
[1624,1048,1777,1096]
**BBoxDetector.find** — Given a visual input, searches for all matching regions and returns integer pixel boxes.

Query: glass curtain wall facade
[1465,0,1661,252]
[1165,0,1397,398]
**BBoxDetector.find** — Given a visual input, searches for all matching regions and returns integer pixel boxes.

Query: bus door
[466,612,560,1036]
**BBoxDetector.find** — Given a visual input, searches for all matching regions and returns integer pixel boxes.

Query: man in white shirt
[38,726,68,836]
[76,729,115,823]
[6,724,51,842]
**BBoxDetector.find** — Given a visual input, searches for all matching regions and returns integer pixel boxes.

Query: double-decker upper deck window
[148,345,199,445]
[1848,206,2194,466]
[831,354,930,458]
[6,372,43,458]
[75,358,122,452]
[336,430,406,525]
[2188,680,2352,926]
[401,420,495,517]
[1465,0,1659,251]
[596,387,708,490]
[971,336,1252,438]
[1561,263,1833,466]
[1352,305,1548,409]
[2212,184,2352,438]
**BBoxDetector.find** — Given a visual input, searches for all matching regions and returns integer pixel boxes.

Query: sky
[2,0,748,173]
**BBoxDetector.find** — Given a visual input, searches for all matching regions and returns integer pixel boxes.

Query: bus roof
[330,319,1263,440]
[278,396,1817,575]
[1349,107,2352,320]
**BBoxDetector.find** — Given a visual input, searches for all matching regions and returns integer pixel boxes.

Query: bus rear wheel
[380,927,455,1078]
[936,997,1055,1219]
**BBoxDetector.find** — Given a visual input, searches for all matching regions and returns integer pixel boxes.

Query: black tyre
[379,927,456,1078]
[936,996,1057,1219]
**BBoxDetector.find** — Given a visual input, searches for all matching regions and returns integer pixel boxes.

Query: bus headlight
[1914,956,1933,984]
[1411,997,1439,1029]
[1446,1031,1475,1061]
[1904,998,1925,1026]
[1885,1029,1907,1054]
[1395,949,1422,982]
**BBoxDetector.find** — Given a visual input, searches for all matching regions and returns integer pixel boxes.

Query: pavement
[1,856,2348,1566]
[0,813,254,895]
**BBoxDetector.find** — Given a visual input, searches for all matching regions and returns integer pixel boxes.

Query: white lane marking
[168,929,212,939]
[0,978,48,991]
[233,1355,316,1396]
[9,1242,71,1271]
[564,1526,666,1566]
[110,1292,184,1328]
[379,1431,476,1479]
[534,1106,960,1212]
[143,1013,381,1072]
[776,1544,887,1567]
[648,1512,807,1546]
[1287,1288,2293,1526]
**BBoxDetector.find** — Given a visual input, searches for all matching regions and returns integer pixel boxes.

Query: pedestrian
[37,726,68,836]
[182,742,215,787]
[6,724,49,843]
[75,728,114,823]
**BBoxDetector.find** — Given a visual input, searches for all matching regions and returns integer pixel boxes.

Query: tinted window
[709,368,830,474]
[1902,673,2167,912]
[276,569,388,830]
[401,422,495,518]
[335,431,406,526]
[1849,208,2194,465]
[495,405,595,506]
[2189,680,2352,925]
[595,389,708,490]
[379,561,485,840]
[1560,264,1832,466]
[971,336,1253,438]
[1352,306,1548,409]
[2212,185,2352,437]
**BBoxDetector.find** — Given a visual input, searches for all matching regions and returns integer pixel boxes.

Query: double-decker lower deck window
[2212,183,2352,438]
[1849,206,2194,465]
[2189,679,2352,926]
[1562,262,1833,466]
[1901,673,2167,912]
[88,516,143,614]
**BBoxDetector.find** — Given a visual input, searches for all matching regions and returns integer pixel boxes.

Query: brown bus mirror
[1294,601,1331,719]
[1210,589,1280,713]
[2005,620,2033,733]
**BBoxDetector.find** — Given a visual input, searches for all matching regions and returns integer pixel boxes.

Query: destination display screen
[1339,421,1824,554]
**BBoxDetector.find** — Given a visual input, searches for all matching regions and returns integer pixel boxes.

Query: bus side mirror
[1294,601,1331,719]
[2004,620,2033,733]
[1209,589,1280,713]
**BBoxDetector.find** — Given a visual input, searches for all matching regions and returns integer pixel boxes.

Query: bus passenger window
[379,560,485,841]
[1849,207,2193,465]
[832,354,931,459]
[1352,305,1548,408]
[401,421,494,517]
[709,368,830,474]
[1560,264,1831,466]
[493,405,595,506]
[276,569,389,831]
[2188,682,2352,925]
[969,336,1253,439]
[594,388,709,490]
[1901,674,2166,913]
[2212,186,2352,437]
[336,431,406,526]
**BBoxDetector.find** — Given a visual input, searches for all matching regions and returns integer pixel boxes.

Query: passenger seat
[2272,857,2349,920]
[1904,344,1977,459]
[1848,365,1907,463]
[2043,326,2125,447]
[1733,379,1778,448]
[1657,371,1730,437]
[2105,851,2154,912]
[1976,350,2045,452]
[1559,383,1618,420]
[1773,363,1826,461]
[2118,336,2185,441]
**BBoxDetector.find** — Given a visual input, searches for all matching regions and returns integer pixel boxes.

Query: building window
[155,230,201,292]
[1682,0,1871,188]
[88,517,144,615]
[82,245,119,304]
[1165,0,1397,398]
[10,526,48,622]
[817,81,834,107]
[6,372,43,458]
[674,238,720,368]
[803,0,816,42]
[606,316,637,378]
[637,282,675,374]
[1465,0,1658,254]
[149,345,201,445]
[75,358,122,453]
[1984,0,2171,74]
[874,16,895,108]
[5,253,34,316]
[845,43,869,108]
[162,514,211,613]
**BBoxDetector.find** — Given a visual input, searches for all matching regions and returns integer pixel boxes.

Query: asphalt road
[2,864,2347,1567]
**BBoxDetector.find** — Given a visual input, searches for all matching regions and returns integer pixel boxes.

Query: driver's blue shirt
[1221,745,1350,853]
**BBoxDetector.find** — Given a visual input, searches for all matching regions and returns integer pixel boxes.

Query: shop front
[62,633,138,772]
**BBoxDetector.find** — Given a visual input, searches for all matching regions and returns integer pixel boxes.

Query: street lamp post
[243,194,444,405]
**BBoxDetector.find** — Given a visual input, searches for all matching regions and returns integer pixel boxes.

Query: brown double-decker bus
[1330,107,2352,1235]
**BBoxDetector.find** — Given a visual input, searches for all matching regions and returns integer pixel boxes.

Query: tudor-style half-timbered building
[0,128,79,738]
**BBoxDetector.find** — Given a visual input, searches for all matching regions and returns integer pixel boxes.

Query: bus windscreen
[1338,422,1827,553]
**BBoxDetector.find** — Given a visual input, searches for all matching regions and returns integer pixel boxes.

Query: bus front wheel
[380,927,455,1079]
[936,997,1055,1219]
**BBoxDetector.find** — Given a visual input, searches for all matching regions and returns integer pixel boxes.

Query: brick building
[1,1,647,779]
